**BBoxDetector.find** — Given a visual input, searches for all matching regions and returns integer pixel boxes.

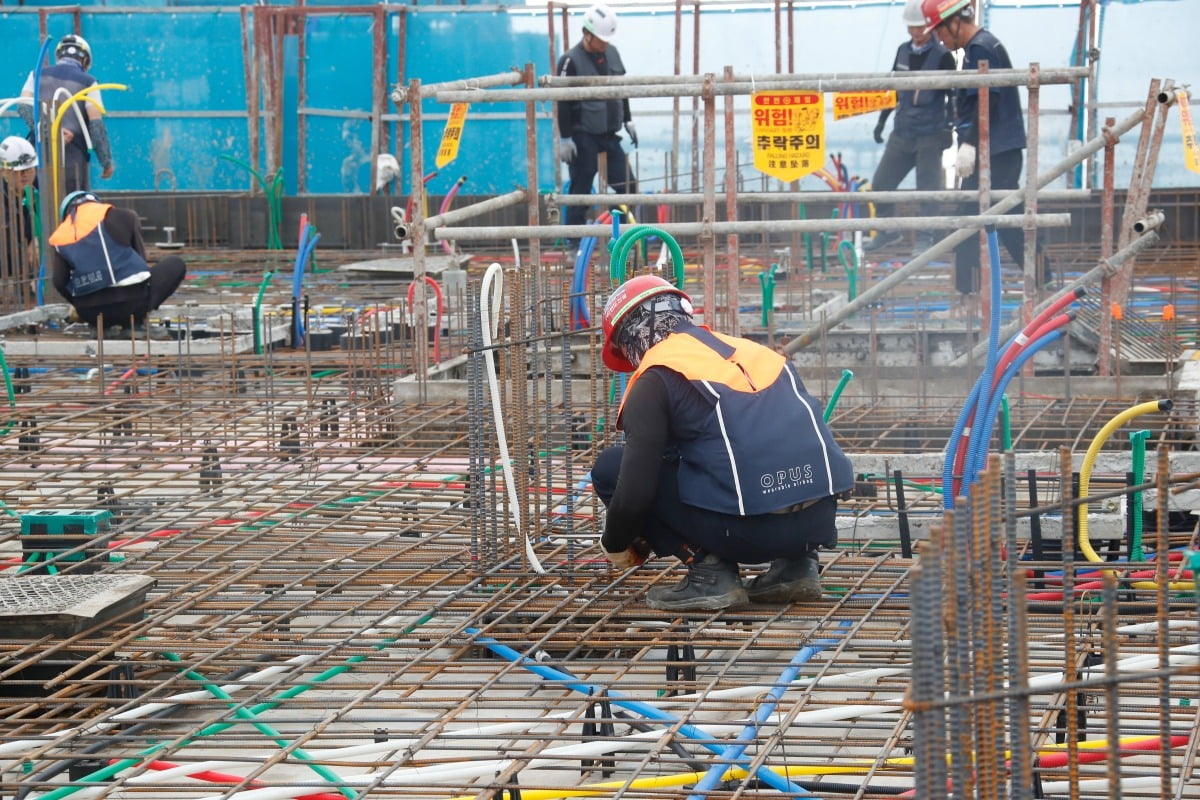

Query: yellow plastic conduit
[1078,399,1172,563]
[50,82,128,214]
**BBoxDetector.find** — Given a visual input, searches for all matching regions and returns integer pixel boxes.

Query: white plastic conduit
[186,723,748,800]
[481,260,545,573]
[0,655,317,758]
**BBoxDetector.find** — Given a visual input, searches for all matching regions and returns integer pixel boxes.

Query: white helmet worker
[583,4,618,43]
[0,136,38,171]
[902,0,926,26]
[56,33,93,70]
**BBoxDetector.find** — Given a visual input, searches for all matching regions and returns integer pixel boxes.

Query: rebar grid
[1,250,1198,800]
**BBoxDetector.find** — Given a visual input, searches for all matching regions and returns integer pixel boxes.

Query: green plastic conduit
[836,240,858,301]
[1128,429,1150,561]
[0,345,15,436]
[757,262,778,327]
[824,369,854,422]
[608,225,685,288]
[1000,394,1012,451]
[252,271,274,355]
[799,203,813,271]
[220,155,284,250]
[40,611,440,800]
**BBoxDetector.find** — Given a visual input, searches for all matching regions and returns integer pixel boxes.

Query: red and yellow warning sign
[832,90,897,121]
[1179,90,1200,175]
[751,91,824,182]
[435,103,469,169]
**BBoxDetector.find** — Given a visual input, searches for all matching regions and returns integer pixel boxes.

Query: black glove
[873,118,886,145]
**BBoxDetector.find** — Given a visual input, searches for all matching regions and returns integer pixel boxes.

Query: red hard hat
[921,0,971,33]
[601,275,691,373]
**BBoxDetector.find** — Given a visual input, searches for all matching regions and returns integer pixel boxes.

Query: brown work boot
[744,549,822,603]
[646,554,747,611]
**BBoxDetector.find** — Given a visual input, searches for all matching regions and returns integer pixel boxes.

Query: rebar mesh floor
[1,367,1198,798]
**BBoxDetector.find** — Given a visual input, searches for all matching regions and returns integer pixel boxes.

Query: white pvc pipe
[481,260,545,573]
[190,723,749,800]
[1040,775,1171,794]
[0,656,317,758]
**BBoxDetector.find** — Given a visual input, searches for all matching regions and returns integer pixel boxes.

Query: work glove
[873,118,886,145]
[955,142,977,179]
[558,137,577,164]
[624,122,638,148]
[604,537,651,570]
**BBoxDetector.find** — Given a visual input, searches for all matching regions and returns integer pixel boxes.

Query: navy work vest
[618,325,854,516]
[562,42,626,135]
[956,29,1027,154]
[892,40,952,139]
[49,203,150,297]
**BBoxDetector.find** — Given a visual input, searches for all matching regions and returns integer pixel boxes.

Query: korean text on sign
[750,91,825,182]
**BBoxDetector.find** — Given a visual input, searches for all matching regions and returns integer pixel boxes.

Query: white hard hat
[902,0,926,26]
[583,4,618,43]
[0,136,37,171]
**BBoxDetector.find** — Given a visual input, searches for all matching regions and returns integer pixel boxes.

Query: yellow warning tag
[435,103,469,169]
[751,91,825,182]
[1179,90,1200,175]
[832,90,897,121]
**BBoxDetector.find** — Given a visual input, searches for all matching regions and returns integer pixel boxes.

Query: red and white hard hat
[583,4,618,43]
[601,275,692,373]
[921,0,972,33]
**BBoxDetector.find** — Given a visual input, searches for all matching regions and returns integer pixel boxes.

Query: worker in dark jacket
[922,0,1047,292]
[591,275,854,611]
[19,34,114,194]
[555,4,637,238]
[49,191,184,335]
[863,0,956,255]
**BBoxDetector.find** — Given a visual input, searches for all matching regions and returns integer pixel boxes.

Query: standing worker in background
[863,0,955,256]
[556,4,637,248]
[1,136,40,297]
[49,191,184,337]
[590,276,854,611]
[18,35,115,195]
[922,0,1047,294]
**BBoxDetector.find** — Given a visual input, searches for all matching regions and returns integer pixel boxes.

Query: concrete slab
[0,574,156,638]
[338,254,471,278]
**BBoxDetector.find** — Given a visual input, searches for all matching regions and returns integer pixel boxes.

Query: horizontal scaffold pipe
[433,212,1069,242]
[419,189,528,232]
[394,70,525,103]
[438,66,1091,104]
[548,189,1093,206]
[541,66,1090,88]
[783,103,1149,355]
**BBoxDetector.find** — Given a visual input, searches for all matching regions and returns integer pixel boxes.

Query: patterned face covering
[613,302,691,370]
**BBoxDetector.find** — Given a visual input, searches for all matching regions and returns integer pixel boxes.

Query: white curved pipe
[51,87,94,153]
[0,95,34,115]
[0,656,317,758]
[481,261,545,573]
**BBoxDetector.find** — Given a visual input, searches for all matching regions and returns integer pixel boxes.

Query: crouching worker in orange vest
[591,275,854,611]
[49,191,185,337]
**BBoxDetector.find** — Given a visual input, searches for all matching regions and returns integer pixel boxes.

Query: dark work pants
[590,445,837,565]
[870,129,951,220]
[954,148,1043,294]
[76,256,186,327]
[565,131,637,228]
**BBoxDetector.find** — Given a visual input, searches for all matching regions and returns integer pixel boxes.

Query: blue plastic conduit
[32,37,52,306]
[684,622,852,800]
[291,224,320,346]
[965,330,1064,485]
[942,228,1003,507]
[464,628,814,796]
